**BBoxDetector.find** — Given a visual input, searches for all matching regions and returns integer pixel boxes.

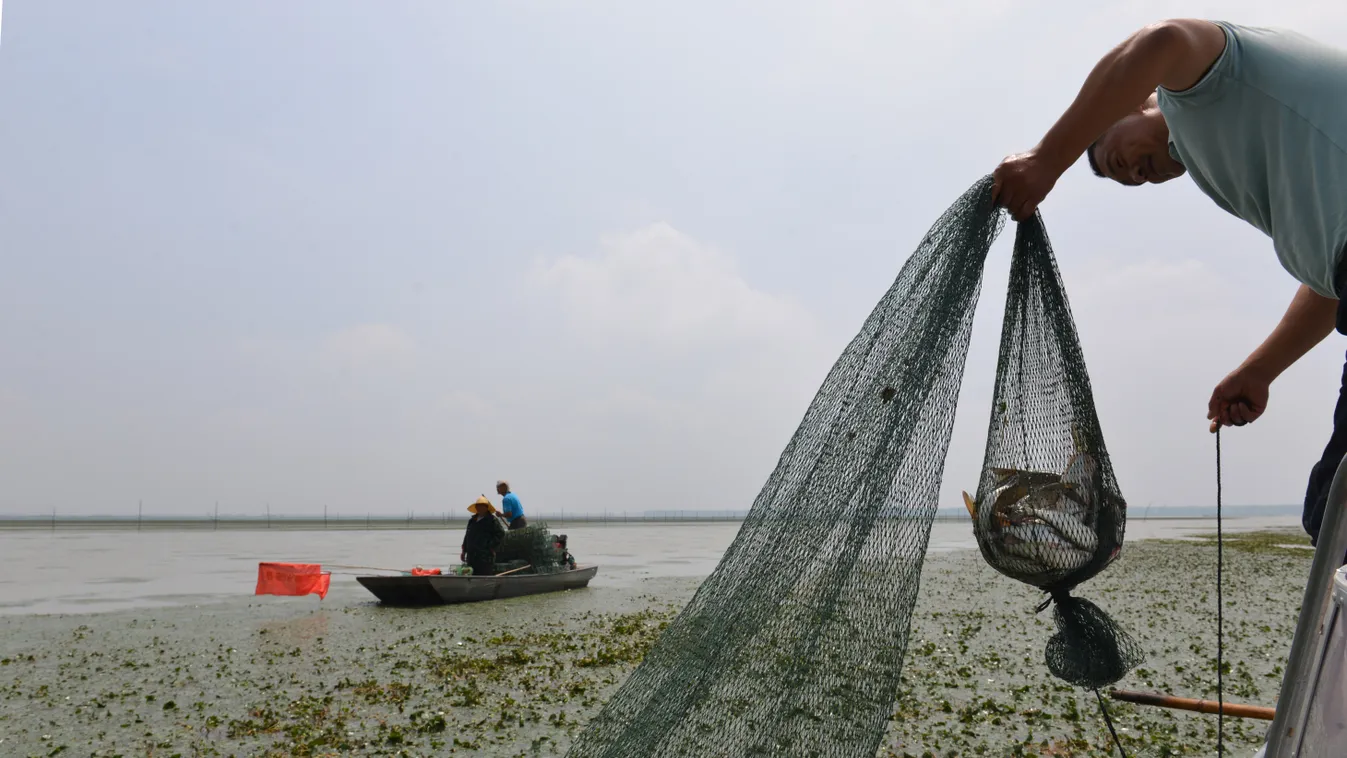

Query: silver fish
[1003,529,1091,571]
[974,467,1069,524]
[969,435,1115,577]
[989,466,1063,489]
[993,552,1055,577]
[1060,452,1099,509]
[1025,502,1098,553]
[1061,452,1097,489]
[1003,523,1074,548]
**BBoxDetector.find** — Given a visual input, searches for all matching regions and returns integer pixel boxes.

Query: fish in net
[967,217,1142,690]
[565,176,1132,757]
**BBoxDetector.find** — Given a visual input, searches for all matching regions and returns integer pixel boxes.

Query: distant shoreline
[0,505,1301,532]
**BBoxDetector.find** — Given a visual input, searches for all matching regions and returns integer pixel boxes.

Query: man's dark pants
[1303,265,1347,548]
[1303,355,1347,545]
[466,550,495,577]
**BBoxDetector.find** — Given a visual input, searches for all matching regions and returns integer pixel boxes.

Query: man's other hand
[1208,366,1271,433]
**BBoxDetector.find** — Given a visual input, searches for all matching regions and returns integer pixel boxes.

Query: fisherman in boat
[991,19,1347,550]
[461,496,506,576]
[496,480,527,531]
[554,534,577,571]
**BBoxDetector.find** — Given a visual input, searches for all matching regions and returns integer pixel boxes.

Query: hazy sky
[3,1,1347,518]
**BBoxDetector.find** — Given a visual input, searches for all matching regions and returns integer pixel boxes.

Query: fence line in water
[0,505,1301,532]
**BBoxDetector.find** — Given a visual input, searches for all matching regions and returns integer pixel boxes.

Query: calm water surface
[0,517,1302,616]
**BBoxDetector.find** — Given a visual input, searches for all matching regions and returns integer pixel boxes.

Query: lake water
[0,516,1303,616]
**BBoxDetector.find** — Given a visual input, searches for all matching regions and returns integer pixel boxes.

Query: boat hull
[356,565,598,606]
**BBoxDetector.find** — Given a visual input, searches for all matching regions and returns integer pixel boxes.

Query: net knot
[1035,589,1071,614]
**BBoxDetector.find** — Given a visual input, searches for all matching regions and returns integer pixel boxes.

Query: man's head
[1086,93,1186,186]
[496,480,510,496]
[470,496,496,517]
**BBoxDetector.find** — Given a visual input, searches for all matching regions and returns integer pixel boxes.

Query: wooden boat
[356,565,598,606]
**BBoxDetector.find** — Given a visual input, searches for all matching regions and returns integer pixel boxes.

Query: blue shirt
[1156,21,1347,297]
[501,493,523,522]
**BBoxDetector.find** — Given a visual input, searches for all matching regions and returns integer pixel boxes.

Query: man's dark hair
[1085,140,1104,178]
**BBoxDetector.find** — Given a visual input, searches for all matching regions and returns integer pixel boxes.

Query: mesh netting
[495,522,565,574]
[971,218,1142,690]
[566,177,1003,758]
[564,177,1135,757]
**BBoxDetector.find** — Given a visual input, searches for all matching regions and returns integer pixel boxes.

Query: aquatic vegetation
[1190,529,1313,556]
[0,538,1307,756]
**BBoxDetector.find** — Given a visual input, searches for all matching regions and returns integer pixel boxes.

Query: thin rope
[1215,427,1226,756]
[1094,688,1128,758]
[311,563,408,572]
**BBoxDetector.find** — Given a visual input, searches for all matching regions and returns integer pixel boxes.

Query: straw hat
[468,496,497,515]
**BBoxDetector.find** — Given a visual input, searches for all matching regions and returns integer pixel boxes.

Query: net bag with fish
[967,215,1142,690]
[564,176,1004,758]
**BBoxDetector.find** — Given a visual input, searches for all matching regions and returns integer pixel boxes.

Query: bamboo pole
[1109,689,1275,721]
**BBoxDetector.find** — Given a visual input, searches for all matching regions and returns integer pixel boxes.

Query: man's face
[1093,112,1186,186]
[496,484,508,496]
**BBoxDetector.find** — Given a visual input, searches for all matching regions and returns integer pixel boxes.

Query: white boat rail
[1261,452,1347,757]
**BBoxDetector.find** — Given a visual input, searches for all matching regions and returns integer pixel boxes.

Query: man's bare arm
[993,19,1228,217]
[1237,284,1337,383]
[1035,19,1227,172]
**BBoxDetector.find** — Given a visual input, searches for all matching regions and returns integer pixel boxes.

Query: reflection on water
[0,517,1302,616]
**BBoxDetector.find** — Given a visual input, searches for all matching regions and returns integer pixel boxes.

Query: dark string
[1091,423,1233,758]
[1092,426,1226,758]
[1215,427,1226,756]
[1094,688,1128,758]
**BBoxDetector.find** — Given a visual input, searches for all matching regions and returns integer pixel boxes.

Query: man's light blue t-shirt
[1157,20,1347,297]
[502,493,523,522]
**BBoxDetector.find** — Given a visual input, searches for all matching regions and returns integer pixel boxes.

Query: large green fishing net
[565,176,1135,758]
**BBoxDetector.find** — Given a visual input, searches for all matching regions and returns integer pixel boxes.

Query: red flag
[255,562,331,600]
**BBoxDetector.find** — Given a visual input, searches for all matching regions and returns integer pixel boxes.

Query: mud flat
[0,531,1311,757]
[882,530,1310,757]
